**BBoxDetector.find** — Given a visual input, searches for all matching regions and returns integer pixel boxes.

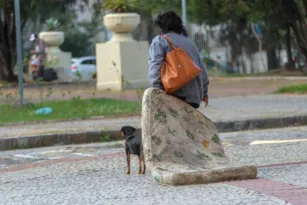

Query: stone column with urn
[96,12,150,90]
[39,31,72,82]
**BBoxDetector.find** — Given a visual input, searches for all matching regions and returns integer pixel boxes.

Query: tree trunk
[251,23,267,72]
[267,46,279,70]
[286,23,295,69]
[0,7,17,82]
[0,48,7,81]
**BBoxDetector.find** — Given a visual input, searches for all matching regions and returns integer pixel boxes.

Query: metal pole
[181,0,187,27]
[14,0,24,105]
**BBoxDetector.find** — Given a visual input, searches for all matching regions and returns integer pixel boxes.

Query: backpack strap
[161,35,177,50]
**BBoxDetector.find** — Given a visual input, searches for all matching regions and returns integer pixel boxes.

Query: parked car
[71,56,96,81]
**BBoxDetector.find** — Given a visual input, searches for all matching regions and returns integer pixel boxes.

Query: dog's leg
[140,152,146,174]
[126,153,131,175]
[138,155,142,174]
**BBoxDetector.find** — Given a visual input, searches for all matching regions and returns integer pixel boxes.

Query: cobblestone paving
[258,164,307,188]
[222,126,307,166]
[0,157,291,205]
[1,95,307,139]
[1,126,307,204]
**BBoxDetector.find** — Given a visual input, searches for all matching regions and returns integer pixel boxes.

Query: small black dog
[120,126,145,175]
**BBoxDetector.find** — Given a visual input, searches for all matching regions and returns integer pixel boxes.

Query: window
[81,60,93,65]
[80,59,96,65]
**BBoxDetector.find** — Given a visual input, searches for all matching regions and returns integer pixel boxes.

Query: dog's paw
[139,169,146,175]
[125,170,130,175]
[141,166,146,175]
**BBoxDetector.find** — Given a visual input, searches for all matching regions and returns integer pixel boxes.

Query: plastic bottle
[35,107,53,115]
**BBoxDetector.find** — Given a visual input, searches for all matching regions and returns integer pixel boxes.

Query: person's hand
[203,95,208,107]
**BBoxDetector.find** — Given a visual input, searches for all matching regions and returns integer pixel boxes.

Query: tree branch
[251,22,266,71]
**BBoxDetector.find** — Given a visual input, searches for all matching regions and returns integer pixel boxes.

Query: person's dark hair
[154,10,188,37]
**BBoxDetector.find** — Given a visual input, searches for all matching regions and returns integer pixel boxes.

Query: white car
[71,56,96,81]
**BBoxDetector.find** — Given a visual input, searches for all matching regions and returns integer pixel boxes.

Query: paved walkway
[1,126,307,204]
[1,77,306,104]
[1,95,307,139]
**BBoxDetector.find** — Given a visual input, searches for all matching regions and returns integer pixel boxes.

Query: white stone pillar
[96,13,150,91]
[39,31,72,82]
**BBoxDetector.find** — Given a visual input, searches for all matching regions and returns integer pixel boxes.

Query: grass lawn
[0,98,142,123]
[275,84,307,94]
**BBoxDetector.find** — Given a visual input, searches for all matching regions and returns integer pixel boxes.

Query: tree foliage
[187,0,307,68]
[2,0,307,81]
[0,0,87,81]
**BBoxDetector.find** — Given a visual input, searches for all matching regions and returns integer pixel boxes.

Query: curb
[0,115,139,127]
[1,115,307,151]
[214,115,307,132]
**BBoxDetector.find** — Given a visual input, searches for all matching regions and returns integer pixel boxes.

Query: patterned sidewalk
[226,177,307,205]
[1,150,307,204]
[1,126,307,204]
[1,151,307,204]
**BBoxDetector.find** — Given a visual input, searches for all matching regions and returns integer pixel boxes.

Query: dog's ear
[126,126,136,134]
[121,126,136,135]
[129,126,136,132]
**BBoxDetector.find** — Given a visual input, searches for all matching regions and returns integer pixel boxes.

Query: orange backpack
[160,35,201,94]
